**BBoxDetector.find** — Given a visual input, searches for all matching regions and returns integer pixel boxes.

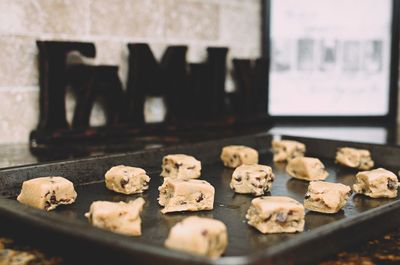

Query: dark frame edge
[262,0,400,125]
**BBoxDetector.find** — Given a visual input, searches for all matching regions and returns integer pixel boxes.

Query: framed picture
[262,0,400,123]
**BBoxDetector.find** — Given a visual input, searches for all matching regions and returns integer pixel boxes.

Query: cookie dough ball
[230,164,275,196]
[85,197,145,236]
[220,145,258,168]
[17,176,77,211]
[304,181,351,213]
[105,165,150,195]
[336,147,374,170]
[165,216,228,258]
[353,168,398,198]
[286,157,328,181]
[272,140,306,162]
[158,179,214,214]
[160,154,201,180]
[246,196,305,234]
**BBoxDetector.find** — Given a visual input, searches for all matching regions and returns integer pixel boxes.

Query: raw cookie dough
[105,165,150,195]
[272,140,306,162]
[336,147,374,170]
[220,145,258,168]
[160,154,201,180]
[304,181,351,213]
[286,157,328,181]
[246,196,305,234]
[158,179,214,214]
[353,168,398,198]
[17,176,77,211]
[85,197,145,236]
[165,216,228,258]
[230,164,275,196]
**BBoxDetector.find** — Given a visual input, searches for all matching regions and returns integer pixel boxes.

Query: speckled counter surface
[0,124,399,265]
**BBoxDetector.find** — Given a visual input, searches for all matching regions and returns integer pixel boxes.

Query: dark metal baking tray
[0,133,399,265]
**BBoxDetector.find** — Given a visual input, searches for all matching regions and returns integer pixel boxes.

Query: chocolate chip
[276,212,287,223]
[233,154,238,159]
[347,190,353,196]
[50,194,57,204]
[120,178,129,188]
[258,185,263,188]
[263,215,271,222]
[234,176,242,182]
[44,201,51,210]
[387,179,397,190]
[304,193,311,199]
[196,193,204,203]
[44,191,50,197]
[255,177,261,181]
[180,201,187,205]
[175,163,182,169]
[201,230,208,236]
[187,166,195,170]
[165,168,170,173]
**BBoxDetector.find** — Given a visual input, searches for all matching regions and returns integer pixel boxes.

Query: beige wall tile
[0,89,39,144]
[229,45,261,59]
[0,0,42,35]
[0,37,38,87]
[39,0,90,35]
[219,1,261,49]
[165,0,219,41]
[90,0,164,38]
[0,0,89,36]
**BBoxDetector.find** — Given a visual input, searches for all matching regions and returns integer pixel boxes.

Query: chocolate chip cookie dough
[220,145,258,168]
[105,165,150,195]
[286,157,329,181]
[160,154,201,180]
[336,147,374,170]
[353,168,398,198]
[230,164,275,196]
[85,197,145,236]
[246,196,305,234]
[165,216,228,258]
[272,140,306,162]
[304,181,351,213]
[158,179,214,214]
[17,176,77,211]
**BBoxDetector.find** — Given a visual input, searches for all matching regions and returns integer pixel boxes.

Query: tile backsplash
[0,0,261,144]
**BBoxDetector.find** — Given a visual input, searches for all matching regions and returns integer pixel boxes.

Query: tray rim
[3,131,400,172]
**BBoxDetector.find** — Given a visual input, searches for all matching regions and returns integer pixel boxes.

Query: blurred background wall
[0,0,261,144]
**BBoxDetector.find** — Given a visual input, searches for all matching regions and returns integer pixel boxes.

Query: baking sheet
[0,133,399,265]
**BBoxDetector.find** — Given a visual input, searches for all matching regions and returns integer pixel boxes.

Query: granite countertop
[0,124,399,265]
